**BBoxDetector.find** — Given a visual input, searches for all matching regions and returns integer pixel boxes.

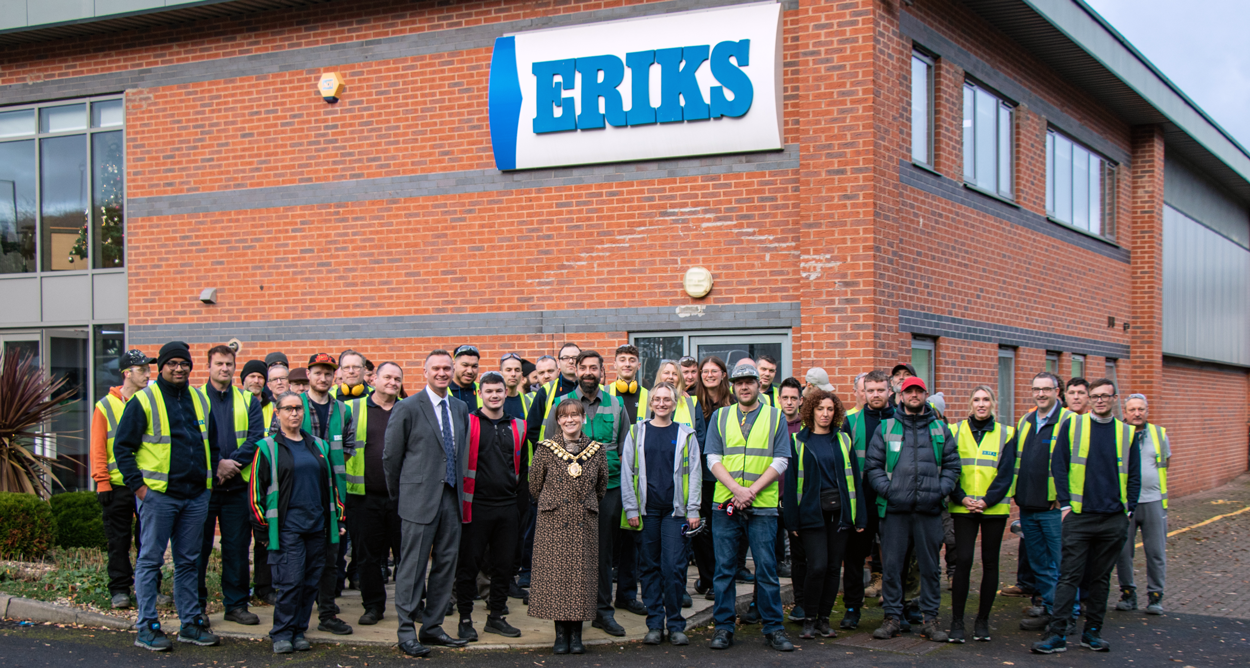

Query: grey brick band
[127,144,798,217]
[899,308,1131,359]
[899,11,1131,168]
[900,160,1131,263]
[129,301,803,346]
[1,0,794,105]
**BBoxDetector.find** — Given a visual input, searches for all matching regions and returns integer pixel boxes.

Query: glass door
[47,329,90,493]
[631,330,792,390]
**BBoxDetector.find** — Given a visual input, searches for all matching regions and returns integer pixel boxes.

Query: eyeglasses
[278,405,303,413]
[1089,394,1116,402]
[501,353,522,363]
[166,361,191,370]
[340,365,364,372]
[559,355,578,362]
[268,376,289,383]
[1030,387,1057,394]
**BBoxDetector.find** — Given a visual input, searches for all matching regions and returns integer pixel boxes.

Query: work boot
[293,634,311,652]
[709,629,733,649]
[272,640,295,654]
[552,622,569,655]
[644,629,664,645]
[763,629,794,651]
[815,618,837,638]
[224,607,260,625]
[864,573,883,598]
[458,618,477,642]
[1115,587,1138,611]
[177,618,220,646]
[973,616,991,641]
[799,619,816,639]
[920,616,948,642]
[110,592,132,610]
[777,560,792,578]
[484,616,521,637]
[1031,633,1067,654]
[670,631,689,646]
[1019,613,1052,631]
[358,608,383,625]
[948,617,965,643]
[1000,584,1030,597]
[873,616,902,639]
[318,617,353,635]
[568,621,585,655]
[1145,592,1164,615]
[1080,627,1111,651]
[740,601,761,624]
[592,614,625,637]
[840,607,861,629]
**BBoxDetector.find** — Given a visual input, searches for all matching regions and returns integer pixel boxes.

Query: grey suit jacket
[382,387,470,525]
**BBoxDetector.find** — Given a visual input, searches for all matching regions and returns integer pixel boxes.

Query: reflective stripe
[139,469,169,482]
[345,474,365,485]
[265,508,278,518]
[107,462,119,471]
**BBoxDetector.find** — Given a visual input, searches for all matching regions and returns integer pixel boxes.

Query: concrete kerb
[0,593,133,631]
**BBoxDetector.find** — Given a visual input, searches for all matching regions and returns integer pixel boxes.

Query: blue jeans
[637,513,688,632]
[712,509,783,634]
[135,488,211,627]
[1019,508,1062,613]
[196,488,252,613]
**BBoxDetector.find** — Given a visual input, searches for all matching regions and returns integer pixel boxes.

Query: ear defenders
[614,379,638,394]
[339,383,367,397]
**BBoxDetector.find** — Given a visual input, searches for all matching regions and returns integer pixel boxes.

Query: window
[1045,351,1059,375]
[910,52,934,167]
[997,347,1016,424]
[963,81,1013,198]
[911,336,935,392]
[631,330,791,389]
[1105,359,1119,418]
[0,97,125,274]
[1046,129,1115,237]
[1070,354,1085,379]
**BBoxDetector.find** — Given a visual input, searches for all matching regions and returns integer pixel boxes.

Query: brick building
[1,0,1246,495]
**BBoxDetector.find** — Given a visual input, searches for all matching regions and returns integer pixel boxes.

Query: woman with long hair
[690,356,732,595]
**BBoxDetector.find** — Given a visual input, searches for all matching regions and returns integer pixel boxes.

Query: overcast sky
[1083,0,1250,151]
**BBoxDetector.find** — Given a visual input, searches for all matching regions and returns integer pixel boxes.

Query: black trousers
[597,487,638,616]
[455,503,519,618]
[1048,512,1129,636]
[100,485,138,595]
[253,524,273,597]
[790,527,807,608]
[692,483,717,587]
[880,512,944,618]
[951,513,1007,620]
[840,508,880,610]
[316,528,342,621]
[197,488,253,613]
[346,493,402,614]
[797,513,851,620]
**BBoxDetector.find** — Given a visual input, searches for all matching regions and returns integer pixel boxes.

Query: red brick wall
[1158,360,1250,498]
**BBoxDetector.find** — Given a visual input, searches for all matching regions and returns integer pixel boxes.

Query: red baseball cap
[900,376,927,393]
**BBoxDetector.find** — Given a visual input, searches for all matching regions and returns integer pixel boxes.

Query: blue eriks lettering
[532,59,577,134]
[709,39,753,118]
[656,45,710,122]
[625,50,657,125]
[576,55,627,129]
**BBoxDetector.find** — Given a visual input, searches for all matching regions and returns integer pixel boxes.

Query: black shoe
[1080,628,1110,651]
[816,618,837,638]
[789,604,807,622]
[358,609,383,626]
[445,600,455,616]
[1019,614,1052,631]
[777,560,792,578]
[420,631,469,647]
[704,590,715,601]
[508,580,528,599]
[261,591,278,606]
[840,607,861,629]
[735,567,755,583]
[484,616,521,638]
[764,629,795,651]
[517,573,530,587]
[682,591,692,608]
[644,629,664,645]
[569,621,585,654]
[458,619,478,642]
[709,629,734,649]
[973,616,991,641]
[873,616,902,639]
[553,622,569,655]
[399,640,432,657]
[592,615,625,637]
[224,606,260,625]
[1031,634,1067,654]
[318,617,353,635]
[617,598,648,616]
[799,619,816,639]
[740,601,761,624]
[695,578,710,594]
[293,634,311,651]
[670,631,689,645]
[273,640,294,654]
[948,618,965,643]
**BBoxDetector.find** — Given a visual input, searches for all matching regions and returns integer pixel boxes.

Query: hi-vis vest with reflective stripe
[949,419,1014,515]
[250,434,339,551]
[1067,413,1133,514]
[262,402,275,434]
[713,404,784,508]
[608,383,648,422]
[518,391,535,418]
[878,417,945,517]
[844,409,870,474]
[301,393,350,502]
[345,397,370,495]
[643,395,697,427]
[1144,423,1169,508]
[96,393,129,487]
[1014,406,1073,501]
[203,384,253,481]
[793,430,857,524]
[759,385,781,407]
[132,384,212,493]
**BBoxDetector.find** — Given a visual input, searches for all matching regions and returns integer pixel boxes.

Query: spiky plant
[0,349,78,498]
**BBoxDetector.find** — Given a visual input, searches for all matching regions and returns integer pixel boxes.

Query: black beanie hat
[521,359,536,377]
[157,341,192,370]
[241,360,268,383]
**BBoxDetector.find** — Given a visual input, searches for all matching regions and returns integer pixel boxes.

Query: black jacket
[249,430,335,536]
[114,375,221,500]
[782,428,866,531]
[864,404,960,515]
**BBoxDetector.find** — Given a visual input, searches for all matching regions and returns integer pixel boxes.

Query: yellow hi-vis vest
[132,384,212,493]
[262,402,275,434]
[793,430,857,524]
[96,393,129,487]
[1067,413,1134,514]
[713,404,784,508]
[204,384,254,481]
[949,419,1014,515]
[1013,406,1073,501]
[344,397,370,495]
[759,385,781,407]
[1144,423,1169,508]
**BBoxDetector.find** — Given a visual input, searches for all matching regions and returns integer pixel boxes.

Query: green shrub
[0,492,56,559]
[50,491,107,550]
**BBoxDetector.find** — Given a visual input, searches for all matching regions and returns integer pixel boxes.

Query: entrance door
[47,330,90,493]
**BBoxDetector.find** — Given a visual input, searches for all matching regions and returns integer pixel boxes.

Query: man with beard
[450,345,482,409]
[499,353,532,421]
[838,370,893,629]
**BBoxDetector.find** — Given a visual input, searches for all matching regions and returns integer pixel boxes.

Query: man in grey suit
[383,349,471,657]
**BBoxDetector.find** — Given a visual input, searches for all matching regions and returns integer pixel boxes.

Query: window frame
[962,79,1015,200]
[911,335,936,392]
[1070,354,1085,380]
[1045,127,1117,240]
[997,346,1016,424]
[1044,351,1060,376]
[910,50,935,169]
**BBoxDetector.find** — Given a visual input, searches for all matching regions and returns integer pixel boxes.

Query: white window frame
[1046,128,1116,239]
[910,51,935,168]
[1044,351,1059,375]
[629,329,793,384]
[962,80,1014,199]
[911,335,936,392]
[1070,354,1085,380]
[997,347,1016,424]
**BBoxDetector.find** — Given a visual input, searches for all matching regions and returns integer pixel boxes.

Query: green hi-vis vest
[344,397,370,495]
[1013,407,1073,501]
[250,435,341,551]
[1066,414,1134,514]
[844,409,870,476]
[793,430,857,524]
[203,384,254,482]
[301,393,350,502]
[643,395,697,427]
[713,404,785,509]
[1144,423,1169,508]
[949,420,1014,515]
[877,417,945,518]
[554,388,624,484]
[132,384,213,493]
[608,383,648,422]
[96,393,129,487]
[620,421,693,532]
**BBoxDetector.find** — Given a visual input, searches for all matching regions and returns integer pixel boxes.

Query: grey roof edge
[1029,0,1250,186]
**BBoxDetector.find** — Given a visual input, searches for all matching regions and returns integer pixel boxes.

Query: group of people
[89,339,1170,657]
